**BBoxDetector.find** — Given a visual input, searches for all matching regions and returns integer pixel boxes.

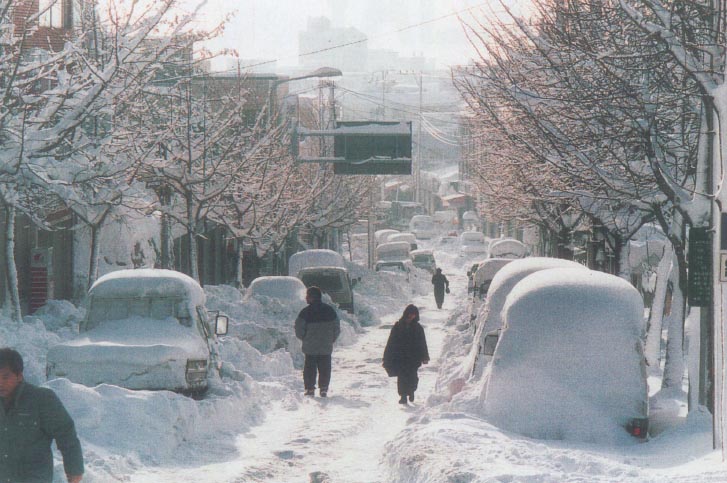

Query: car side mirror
[215,314,229,336]
[483,331,500,356]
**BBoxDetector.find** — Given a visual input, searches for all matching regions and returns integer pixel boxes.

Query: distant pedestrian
[383,304,430,404]
[295,286,341,397]
[431,268,450,309]
[0,348,84,483]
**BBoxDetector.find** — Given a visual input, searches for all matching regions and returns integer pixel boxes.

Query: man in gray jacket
[0,348,84,483]
[295,286,341,397]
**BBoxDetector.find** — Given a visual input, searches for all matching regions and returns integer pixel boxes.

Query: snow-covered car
[246,276,307,307]
[466,260,484,293]
[483,268,649,442]
[46,269,228,396]
[468,257,587,378]
[375,241,411,262]
[375,260,412,282]
[288,249,346,276]
[409,215,437,240]
[488,238,528,259]
[288,249,356,313]
[387,232,418,251]
[459,231,488,257]
[410,249,436,273]
[297,266,355,313]
[374,229,400,245]
[472,258,513,301]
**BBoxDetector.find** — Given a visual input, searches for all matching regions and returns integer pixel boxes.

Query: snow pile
[483,268,647,444]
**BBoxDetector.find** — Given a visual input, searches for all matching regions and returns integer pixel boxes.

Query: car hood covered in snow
[47,317,209,390]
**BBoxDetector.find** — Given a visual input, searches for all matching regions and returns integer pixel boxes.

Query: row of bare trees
[1,0,372,321]
[456,0,725,398]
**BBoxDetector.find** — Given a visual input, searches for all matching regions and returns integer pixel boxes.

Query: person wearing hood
[431,268,450,309]
[295,286,341,397]
[383,305,430,404]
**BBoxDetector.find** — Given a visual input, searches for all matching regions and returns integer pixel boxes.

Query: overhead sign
[294,121,412,175]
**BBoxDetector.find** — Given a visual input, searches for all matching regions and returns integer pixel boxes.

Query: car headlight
[185,359,208,385]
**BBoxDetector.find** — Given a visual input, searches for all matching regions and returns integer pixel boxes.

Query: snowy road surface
[128,268,461,483]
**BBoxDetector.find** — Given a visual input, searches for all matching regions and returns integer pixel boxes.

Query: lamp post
[267,66,342,129]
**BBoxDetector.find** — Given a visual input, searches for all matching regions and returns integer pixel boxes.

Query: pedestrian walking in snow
[0,348,84,483]
[295,286,341,397]
[431,268,450,309]
[382,304,430,405]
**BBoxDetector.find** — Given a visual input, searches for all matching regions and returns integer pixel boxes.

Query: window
[39,0,66,28]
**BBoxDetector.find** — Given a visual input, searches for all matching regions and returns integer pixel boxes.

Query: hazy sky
[200,0,528,70]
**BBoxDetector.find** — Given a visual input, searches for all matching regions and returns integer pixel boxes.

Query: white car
[483,268,649,442]
[459,231,489,257]
[488,238,527,259]
[409,215,437,240]
[46,269,228,396]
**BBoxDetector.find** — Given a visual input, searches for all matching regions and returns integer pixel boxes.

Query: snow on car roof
[288,249,346,276]
[476,257,588,335]
[248,276,306,301]
[473,258,513,284]
[484,268,647,444]
[488,238,527,258]
[410,249,433,256]
[89,269,205,306]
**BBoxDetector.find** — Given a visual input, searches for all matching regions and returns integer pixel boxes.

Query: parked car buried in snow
[46,269,228,396]
[459,231,489,258]
[482,268,649,442]
[410,249,436,273]
[288,249,356,313]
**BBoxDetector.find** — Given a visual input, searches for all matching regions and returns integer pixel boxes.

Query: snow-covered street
[126,278,455,483]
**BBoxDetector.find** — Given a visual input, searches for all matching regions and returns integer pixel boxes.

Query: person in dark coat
[0,348,84,483]
[431,268,450,309]
[295,286,341,397]
[383,304,430,404]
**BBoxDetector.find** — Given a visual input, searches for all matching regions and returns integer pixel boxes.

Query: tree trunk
[88,223,101,290]
[645,249,674,368]
[187,197,199,281]
[661,259,687,391]
[4,205,22,322]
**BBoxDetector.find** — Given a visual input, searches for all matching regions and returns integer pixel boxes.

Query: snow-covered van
[288,249,355,313]
[409,215,437,240]
[483,268,649,442]
[387,232,418,251]
[46,269,228,396]
[488,238,528,259]
[410,249,436,273]
[375,241,411,263]
[374,229,400,245]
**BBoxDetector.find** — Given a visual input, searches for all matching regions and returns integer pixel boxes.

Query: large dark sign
[294,121,412,175]
[688,227,711,306]
[332,121,412,175]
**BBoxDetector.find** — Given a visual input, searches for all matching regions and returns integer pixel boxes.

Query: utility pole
[416,71,422,203]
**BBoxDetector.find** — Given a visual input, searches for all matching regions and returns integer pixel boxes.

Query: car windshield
[413,255,433,263]
[86,296,188,330]
[300,272,344,291]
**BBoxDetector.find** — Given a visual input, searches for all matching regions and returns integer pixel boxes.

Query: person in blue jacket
[0,348,84,483]
[295,286,341,397]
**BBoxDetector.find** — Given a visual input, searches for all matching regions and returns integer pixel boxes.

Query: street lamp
[267,66,342,128]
